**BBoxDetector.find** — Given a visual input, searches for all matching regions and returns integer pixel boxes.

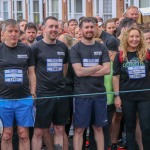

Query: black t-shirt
[31,40,69,96]
[0,42,34,99]
[100,31,119,51]
[70,41,110,98]
[65,49,74,86]
[113,51,150,101]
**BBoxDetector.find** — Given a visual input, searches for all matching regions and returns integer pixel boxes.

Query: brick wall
[116,0,124,18]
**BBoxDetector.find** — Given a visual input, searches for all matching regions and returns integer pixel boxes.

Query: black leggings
[122,100,150,150]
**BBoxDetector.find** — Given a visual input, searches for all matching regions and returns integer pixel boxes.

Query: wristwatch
[114,92,120,97]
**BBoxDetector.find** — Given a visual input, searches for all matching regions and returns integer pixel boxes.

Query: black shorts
[34,97,70,128]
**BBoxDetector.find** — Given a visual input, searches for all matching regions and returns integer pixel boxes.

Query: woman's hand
[114,96,122,109]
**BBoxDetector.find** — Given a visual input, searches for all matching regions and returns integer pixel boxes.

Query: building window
[75,0,82,19]
[68,0,84,20]
[96,0,99,15]
[125,0,129,9]
[52,0,59,18]
[46,0,61,19]
[33,0,40,23]
[28,0,43,24]
[4,1,8,20]
[125,0,134,9]
[93,0,100,17]
[139,1,150,8]
[0,2,1,19]
[17,1,23,20]
[103,0,112,21]
[13,0,23,21]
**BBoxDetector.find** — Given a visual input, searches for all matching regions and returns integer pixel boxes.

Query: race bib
[83,59,99,67]
[47,59,63,72]
[4,69,23,83]
[128,66,146,79]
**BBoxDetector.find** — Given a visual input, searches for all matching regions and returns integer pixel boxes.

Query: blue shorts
[0,97,34,127]
[73,96,108,128]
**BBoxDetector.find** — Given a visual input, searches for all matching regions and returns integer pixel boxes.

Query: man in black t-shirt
[70,17,110,150]
[93,17,119,51]
[31,16,69,150]
[0,19,36,150]
[24,22,37,46]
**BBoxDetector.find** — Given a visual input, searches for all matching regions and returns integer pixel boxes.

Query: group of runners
[0,5,150,150]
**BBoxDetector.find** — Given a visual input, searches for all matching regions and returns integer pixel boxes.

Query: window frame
[0,0,11,20]
[68,0,85,20]
[46,0,62,20]
[28,0,43,24]
[94,0,116,22]
[12,0,25,21]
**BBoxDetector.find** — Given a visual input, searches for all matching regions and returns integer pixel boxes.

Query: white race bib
[47,59,63,72]
[83,59,99,67]
[128,66,146,79]
[4,69,23,83]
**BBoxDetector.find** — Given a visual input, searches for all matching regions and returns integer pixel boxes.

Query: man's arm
[28,66,36,97]
[90,62,110,77]
[63,63,68,77]
[72,63,102,77]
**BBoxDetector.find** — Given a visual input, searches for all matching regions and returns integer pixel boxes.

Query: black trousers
[122,100,150,150]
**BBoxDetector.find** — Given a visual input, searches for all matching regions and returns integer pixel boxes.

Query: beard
[27,38,35,43]
[82,32,94,40]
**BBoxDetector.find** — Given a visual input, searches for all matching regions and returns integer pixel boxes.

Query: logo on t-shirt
[123,58,146,79]
[83,59,99,67]
[57,52,65,55]
[94,52,102,55]
[17,55,28,58]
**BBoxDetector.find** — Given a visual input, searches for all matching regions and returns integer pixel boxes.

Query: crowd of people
[0,5,150,150]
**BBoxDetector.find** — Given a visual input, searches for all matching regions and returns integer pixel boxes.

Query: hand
[114,96,122,109]
[31,93,36,99]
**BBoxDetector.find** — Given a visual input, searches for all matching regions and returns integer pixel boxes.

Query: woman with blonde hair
[113,26,150,150]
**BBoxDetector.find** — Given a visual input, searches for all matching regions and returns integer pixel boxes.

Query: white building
[0,0,149,23]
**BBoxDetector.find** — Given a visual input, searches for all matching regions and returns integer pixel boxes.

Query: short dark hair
[79,17,96,28]
[79,16,85,23]
[1,19,19,31]
[43,16,58,26]
[19,19,27,24]
[24,22,37,32]
[68,19,78,26]
[90,17,98,24]
[143,28,150,34]
[104,19,116,28]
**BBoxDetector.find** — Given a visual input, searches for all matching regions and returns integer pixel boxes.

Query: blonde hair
[123,6,139,17]
[59,33,74,48]
[120,26,147,62]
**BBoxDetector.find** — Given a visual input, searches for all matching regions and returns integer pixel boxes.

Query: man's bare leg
[43,128,54,150]
[93,125,104,150]
[1,127,13,150]
[73,127,85,150]
[18,126,30,150]
[54,125,64,150]
[32,128,43,150]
